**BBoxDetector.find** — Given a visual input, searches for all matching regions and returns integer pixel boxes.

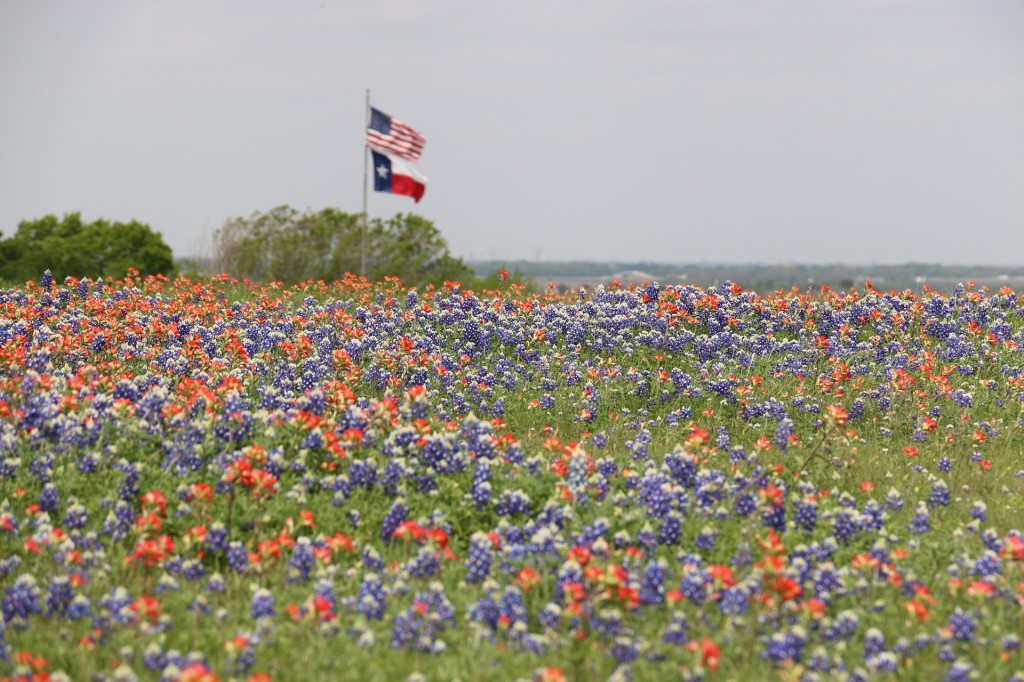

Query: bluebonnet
[389,583,456,653]
[947,608,975,642]
[794,498,817,531]
[465,532,492,584]
[38,483,59,512]
[250,588,275,619]
[495,490,531,516]
[907,502,930,535]
[694,525,717,551]
[928,480,950,507]
[832,508,859,545]
[226,541,249,573]
[67,594,92,620]
[762,627,807,664]
[288,537,316,581]
[662,613,689,646]
[380,499,409,543]
[205,520,228,552]
[407,546,441,579]
[862,628,886,657]
[357,573,387,620]
[639,559,667,604]
[566,450,589,505]
[3,574,42,626]
[943,660,976,682]
[470,461,492,510]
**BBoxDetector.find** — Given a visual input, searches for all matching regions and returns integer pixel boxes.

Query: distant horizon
[174,248,1024,271]
[462,258,1024,269]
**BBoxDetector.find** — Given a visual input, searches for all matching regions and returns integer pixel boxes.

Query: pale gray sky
[2,1,1022,265]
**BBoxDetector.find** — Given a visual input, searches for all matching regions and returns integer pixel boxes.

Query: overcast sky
[2,1,1022,265]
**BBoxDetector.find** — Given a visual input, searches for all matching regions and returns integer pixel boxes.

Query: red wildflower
[1002,534,1024,561]
[516,566,541,591]
[176,663,221,682]
[826,404,849,426]
[851,553,881,571]
[563,581,586,604]
[225,635,250,653]
[14,651,48,672]
[130,594,162,623]
[391,520,427,542]
[904,599,930,621]
[686,636,720,673]
[803,597,826,619]
[185,482,214,503]
[326,532,355,554]
[615,584,640,609]
[313,594,336,621]
[568,545,592,567]
[708,564,737,588]
[758,482,784,506]
[135,512,163,535]
[537,667,565,682]
[967,580,996,597]
[768,576,803,601]
[687,426,710,445]
[759,529,786,557]
[139,489,168,516]
[129,535,174,568]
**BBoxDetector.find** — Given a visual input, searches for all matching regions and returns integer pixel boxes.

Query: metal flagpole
[361,89,371,279]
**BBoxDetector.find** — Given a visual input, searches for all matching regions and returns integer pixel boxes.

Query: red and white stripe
[366,118,426,163]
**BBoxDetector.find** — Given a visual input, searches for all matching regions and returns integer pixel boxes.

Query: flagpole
[361,89,370,280]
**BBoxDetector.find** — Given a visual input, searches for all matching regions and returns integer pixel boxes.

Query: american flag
[366,107,426,163]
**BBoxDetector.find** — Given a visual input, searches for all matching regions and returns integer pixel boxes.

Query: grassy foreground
[1,271,1024,681]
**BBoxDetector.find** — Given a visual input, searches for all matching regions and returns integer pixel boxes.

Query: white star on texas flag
[376,163,389,179]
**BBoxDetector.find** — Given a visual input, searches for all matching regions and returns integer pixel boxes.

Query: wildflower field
[2,271,1024,682]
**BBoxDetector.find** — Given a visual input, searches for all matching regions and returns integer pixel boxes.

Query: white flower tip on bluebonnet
[110,664,139,682]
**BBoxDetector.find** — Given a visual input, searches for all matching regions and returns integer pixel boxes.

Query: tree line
[470,259,1024,294]
[0,207,504,289]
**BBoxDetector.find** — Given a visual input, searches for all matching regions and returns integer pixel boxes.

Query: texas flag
[371,149,427,203]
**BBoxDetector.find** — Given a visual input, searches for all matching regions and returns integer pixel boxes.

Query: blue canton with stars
[371,150,393,193]
[369,108,391,135]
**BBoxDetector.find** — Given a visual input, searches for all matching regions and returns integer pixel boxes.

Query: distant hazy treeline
[468,260,1024,294]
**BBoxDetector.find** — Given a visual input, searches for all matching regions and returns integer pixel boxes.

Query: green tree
[0,213,176,282]
[213,207,477,289]
[369,213,475,287]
